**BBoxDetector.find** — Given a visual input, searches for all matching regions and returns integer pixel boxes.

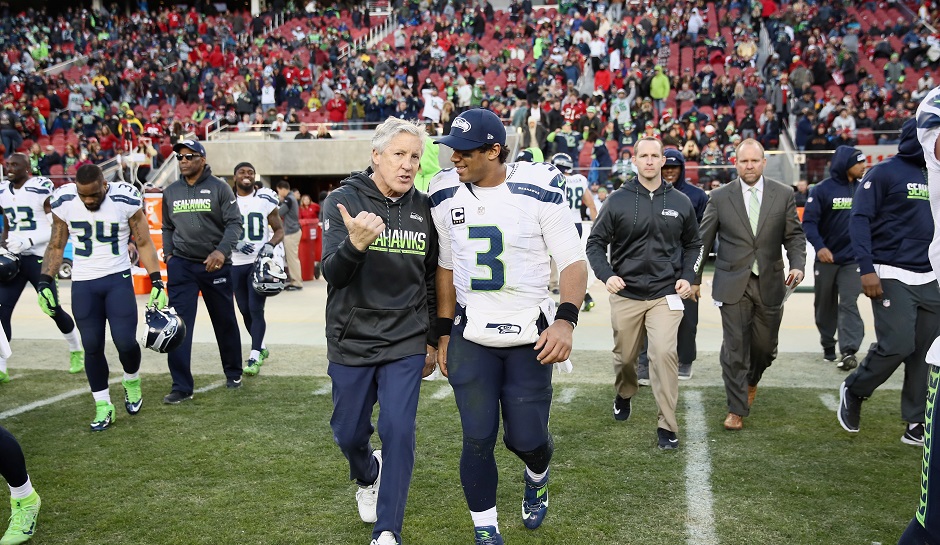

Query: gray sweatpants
[845,278,940,423]
[813,261,864,355]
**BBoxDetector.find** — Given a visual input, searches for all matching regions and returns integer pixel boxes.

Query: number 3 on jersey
[566,185,584,211]
[4,206,36,232]
[468,225,505,291]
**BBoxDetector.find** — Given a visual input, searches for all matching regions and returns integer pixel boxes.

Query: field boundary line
[819,393,839,412]
[684,390,719,545]
[430,385,453,400]
[312,383,332,396]
[194,382,225,394]
[0,377,121,420]
[556,387,578,404]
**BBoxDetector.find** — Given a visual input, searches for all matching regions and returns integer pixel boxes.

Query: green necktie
[749,186,759,275]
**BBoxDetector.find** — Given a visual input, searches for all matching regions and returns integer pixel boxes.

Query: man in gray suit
[694,139,807,431]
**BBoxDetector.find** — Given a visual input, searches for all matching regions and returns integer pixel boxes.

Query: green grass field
[0,369,922,544]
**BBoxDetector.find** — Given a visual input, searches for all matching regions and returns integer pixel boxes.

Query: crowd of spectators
[0,0,934,188]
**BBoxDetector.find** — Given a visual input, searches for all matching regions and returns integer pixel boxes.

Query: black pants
[231,264,266,353]
[899,366,940,544]
[0,426,28,488]
[166,257,242,395]
[71,270,140,392]
[813,261,863,355]
[845,279,940,423]
[0,254,75,342]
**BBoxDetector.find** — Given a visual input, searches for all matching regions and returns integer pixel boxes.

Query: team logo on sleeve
[451,207,465,225]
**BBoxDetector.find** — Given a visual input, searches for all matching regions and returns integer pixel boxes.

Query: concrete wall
[201,130,521,177]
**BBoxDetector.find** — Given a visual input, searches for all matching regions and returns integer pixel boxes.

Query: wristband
[554,302,579,326]
[150,271,163,283]
[39,274,55,285]
[436,317,454,337]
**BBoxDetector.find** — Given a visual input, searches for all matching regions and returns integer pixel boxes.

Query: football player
[230,162,284,376]
[551,152,598,311]
[0,153,83,384]
[431,109,587,545]
[42,164,167,431]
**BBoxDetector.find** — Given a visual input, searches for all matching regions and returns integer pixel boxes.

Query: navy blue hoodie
[664,149,707,224]
[802,146,864,264]
[850,118,932,275]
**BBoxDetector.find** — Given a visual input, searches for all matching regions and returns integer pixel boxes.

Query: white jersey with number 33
[429,161,585,311]
[50,182,142,281]
[232,188,280,267]
[0,176,54,257]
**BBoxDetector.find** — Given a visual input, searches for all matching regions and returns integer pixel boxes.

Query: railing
[339,12,397,62]
[42,54,88,77]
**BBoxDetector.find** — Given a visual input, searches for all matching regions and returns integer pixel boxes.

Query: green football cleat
[90,400,115,432]
[122,378,142,415]
[259,348,270,362]
[69,351,84,374]
[1,491,40,545]
[0,370,8,384]
[243,358,262,377]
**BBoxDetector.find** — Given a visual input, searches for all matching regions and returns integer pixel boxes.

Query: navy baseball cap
[172,139,206,156]
[436,108,506,151]
[663,149,685,167]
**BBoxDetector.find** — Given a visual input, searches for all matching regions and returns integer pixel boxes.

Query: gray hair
[371,117,427,155]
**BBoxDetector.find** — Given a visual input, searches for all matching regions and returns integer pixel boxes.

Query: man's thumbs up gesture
[337,203,386,252]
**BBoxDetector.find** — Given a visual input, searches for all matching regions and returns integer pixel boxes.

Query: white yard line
[819,393,839,412]
[556,387,578,404]
[0,377,120,420]
[312,383,332,396]
[430,385,453,400]
[194,382,225,394]
[684,390,719,545]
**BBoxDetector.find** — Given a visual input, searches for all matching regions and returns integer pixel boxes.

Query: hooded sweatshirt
[664,148,707,223]
[321,168,438,366]
[802,145,864,264]
[850,119,933,275]
[586,177,703,300]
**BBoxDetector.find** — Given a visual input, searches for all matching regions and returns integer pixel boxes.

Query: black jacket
[322,168,438,366]
[162,165,242,263]
[586,178,703,300]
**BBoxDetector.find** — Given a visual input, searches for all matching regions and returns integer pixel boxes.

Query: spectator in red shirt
[298,194,319,221]
[326,91,348,126]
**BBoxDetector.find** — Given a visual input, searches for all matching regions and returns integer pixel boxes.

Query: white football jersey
[232,188,280,266]
[0,176,54,256]
[429,161,585,310]
[915,86,940,367]
[564,173,589,223]
[50,182,141,281]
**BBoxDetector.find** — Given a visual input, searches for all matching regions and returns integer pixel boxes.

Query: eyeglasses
[176,153,202,161]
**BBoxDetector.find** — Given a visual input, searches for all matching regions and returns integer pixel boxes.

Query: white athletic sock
[92,389,111,404]
[261,342,267,350]
[123,371,139,382]
[9,477,33,499]
[250,350,261,361]
[0,357,7,374]
[470,507,499,530]
[525,466,548,484]
[64,329,82,352]
[910,422,922,430]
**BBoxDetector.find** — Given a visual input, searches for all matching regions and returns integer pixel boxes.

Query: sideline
[684,390,719,545]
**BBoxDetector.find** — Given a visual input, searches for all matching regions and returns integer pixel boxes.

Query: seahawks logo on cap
[453,117,472,132]
[180,139,197,147]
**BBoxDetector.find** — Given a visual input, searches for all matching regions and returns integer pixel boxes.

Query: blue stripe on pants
[71,270,140,392]
[231,263,266,352]
[166,257,242,395]
[328,354,424,542]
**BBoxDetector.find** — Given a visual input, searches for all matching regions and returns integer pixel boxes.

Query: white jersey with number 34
[429,161,585,311]
[50,182,142,281]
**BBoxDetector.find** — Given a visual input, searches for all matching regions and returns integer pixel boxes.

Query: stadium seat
[856,128,876,146]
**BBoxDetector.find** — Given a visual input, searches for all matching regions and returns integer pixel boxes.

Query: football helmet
[142,306,187,353]
[0,248,20,282]
[551,153,574,173]
[252,255,287,296]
